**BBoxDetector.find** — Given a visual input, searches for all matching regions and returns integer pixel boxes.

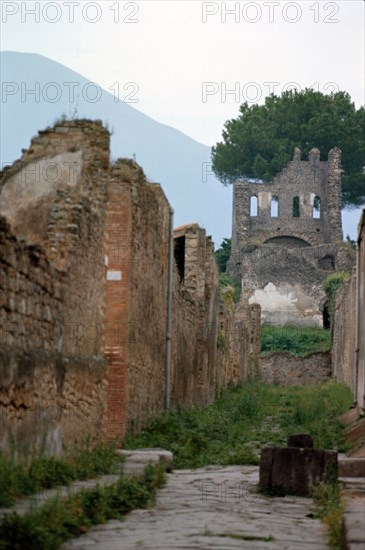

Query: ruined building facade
[228,148,354,327]
[0,120,260,455]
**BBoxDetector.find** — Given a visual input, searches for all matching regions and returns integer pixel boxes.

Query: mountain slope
[0,51,232,245]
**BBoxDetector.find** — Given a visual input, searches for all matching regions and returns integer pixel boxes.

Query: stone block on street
[259,446,337,496]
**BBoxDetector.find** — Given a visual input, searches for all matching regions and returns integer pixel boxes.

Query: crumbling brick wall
[104,161,171,437]
[171,224,219,409]
[0,120,110,455]
[1,119,263,455]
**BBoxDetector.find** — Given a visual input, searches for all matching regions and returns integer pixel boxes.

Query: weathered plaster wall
[260,351,332,386]
[238,243,354,328]
[0,120,110,454]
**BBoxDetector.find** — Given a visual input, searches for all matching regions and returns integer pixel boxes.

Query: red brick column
[104,189,131,441]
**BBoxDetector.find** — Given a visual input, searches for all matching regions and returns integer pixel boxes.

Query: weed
[125,381,352,468]
[0,439,121,507]
[261,325,332,357]
[0,465,166,550]
[313,482,346,549]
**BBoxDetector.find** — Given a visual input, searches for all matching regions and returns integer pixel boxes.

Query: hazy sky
[1,1,364,145]
[1,1,364,237]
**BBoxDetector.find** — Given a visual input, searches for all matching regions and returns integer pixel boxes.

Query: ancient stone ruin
[228,148,354,328]
[0,119,261,456]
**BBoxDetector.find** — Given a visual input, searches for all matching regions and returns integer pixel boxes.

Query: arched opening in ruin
[322,301,330,329]
[270,196,279,217]
[264,236,310,247]
[292,196,300,217]
[250,195,258,217]
[313,196,321,219]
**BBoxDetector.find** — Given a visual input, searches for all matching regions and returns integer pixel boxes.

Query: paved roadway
[61,465,328,550]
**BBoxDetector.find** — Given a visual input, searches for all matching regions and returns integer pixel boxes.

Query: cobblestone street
[61,465,328,550]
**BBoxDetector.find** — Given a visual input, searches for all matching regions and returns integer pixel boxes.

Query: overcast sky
[2,0,364,145]
[1,0,364,235]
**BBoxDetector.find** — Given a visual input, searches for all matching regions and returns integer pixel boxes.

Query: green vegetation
[323,272,351,333]
[219,273,241,304]
[260,325,332,357]
[313,482,345,549]
[211,89,365,208]
[215,238,231,272]
[0,439,121,507]
[0,464,166,550]
[125,381,352,469]
[214,238,241,304]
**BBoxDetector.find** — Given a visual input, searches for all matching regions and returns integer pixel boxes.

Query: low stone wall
[260,351,332,385]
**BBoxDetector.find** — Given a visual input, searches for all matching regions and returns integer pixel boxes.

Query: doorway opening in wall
[174,236,185,282]
[323,302,330,329]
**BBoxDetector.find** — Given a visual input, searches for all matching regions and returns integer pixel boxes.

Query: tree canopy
[211,90,365,208]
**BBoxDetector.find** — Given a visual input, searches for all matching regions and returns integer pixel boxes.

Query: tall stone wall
[333,209,365,408]
[332,273,356,390]
[358,212,365,408]
[1,119,263,455]
[171,224,219,408]
[0,120,110,455]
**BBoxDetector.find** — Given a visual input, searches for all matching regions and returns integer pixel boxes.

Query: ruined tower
[228,148,354,327]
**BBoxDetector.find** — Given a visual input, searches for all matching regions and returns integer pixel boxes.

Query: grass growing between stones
[0,464,166,550]
[0,439,121,507]
[125,381,352,469]
[313,482,345,549]
[260,326,332,357]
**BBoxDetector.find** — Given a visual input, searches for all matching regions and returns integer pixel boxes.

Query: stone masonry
[333,209,365,408]
[0,119,261,455]
[260,351,332,386]
[228,148,355,328]
[0,120,109,455]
